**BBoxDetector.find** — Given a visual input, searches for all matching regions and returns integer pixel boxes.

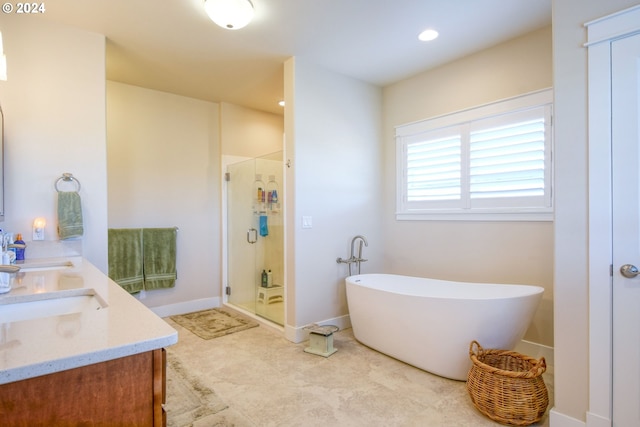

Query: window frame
[395,89,554,221]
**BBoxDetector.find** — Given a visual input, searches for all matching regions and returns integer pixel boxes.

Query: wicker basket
[467,340,549,426]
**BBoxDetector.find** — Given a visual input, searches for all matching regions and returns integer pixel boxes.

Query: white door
[612,31,640,426]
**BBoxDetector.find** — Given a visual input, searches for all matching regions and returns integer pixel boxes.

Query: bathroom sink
[18,260,74,272]
[0,292,107,323]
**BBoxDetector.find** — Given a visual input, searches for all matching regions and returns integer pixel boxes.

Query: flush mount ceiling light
[204,0,254,30]
[418,28,439,42]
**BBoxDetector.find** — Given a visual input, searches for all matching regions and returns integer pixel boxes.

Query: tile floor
[163,315,553,427]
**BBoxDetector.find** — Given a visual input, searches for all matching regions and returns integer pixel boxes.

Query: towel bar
[55,173,81,192]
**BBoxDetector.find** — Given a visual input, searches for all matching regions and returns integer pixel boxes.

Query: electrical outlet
[33,227,44,240]
[32,217,46,241]
[302,216,313,229]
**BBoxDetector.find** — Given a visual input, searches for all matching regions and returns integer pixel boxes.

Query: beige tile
[164,317,552,427]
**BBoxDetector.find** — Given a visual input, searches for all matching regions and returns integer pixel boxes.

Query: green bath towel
[143,228,177,290]
[57,191,84,239]
[108,228,144,294]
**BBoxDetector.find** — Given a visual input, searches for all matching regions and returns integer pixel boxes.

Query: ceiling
[41,0,551,115]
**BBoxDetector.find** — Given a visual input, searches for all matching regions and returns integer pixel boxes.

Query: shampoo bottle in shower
[267,270,273,287]
[254,174,265,211]
[261,270,268,287]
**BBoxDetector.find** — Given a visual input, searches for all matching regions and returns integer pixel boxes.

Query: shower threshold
[224,302,284,333]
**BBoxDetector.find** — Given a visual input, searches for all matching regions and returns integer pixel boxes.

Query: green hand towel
[57,191,84,239]
[108,228,144,294]
[143,228,177,290]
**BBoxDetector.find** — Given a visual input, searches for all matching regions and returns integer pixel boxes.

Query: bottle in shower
[253,174,265,211]
[266,175,279,211]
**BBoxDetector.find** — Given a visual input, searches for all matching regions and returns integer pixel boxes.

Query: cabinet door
[0,350,163,426]
[153,348,167,427]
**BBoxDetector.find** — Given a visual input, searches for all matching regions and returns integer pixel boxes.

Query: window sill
[396,211,554,222]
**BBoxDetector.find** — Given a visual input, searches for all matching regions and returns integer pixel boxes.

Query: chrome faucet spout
[349,235,369,275]
[351,235,368,259]
[338,236,370,276]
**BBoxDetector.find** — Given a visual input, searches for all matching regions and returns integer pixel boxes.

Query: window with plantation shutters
[407,127,461,202]
[396,89,553,221]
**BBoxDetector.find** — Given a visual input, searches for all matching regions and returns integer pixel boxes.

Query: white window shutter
[469,108,547,200]
[407,134,461,201]
[396,89,553,220]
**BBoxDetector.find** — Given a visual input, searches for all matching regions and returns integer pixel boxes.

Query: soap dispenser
[13,233,25,261]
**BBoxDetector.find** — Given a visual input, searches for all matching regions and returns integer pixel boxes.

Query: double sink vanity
[0,257,178,426]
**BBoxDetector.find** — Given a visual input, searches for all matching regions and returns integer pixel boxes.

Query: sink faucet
[337,235,369,276]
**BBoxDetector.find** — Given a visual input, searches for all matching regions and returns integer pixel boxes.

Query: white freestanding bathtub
[345,274,543,381]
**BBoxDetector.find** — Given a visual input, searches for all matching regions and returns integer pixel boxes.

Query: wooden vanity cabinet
[0,348,166,427]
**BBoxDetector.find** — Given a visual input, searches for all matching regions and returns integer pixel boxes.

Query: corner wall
[106,81,220,311]
[285,57,383,340]
[0,15,108,270]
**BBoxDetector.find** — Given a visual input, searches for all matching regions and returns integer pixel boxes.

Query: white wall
[106,81,220,311]
[285,57,383,339]
[107,82,284,315]
[0,16,108,270]
[381,27,554,347]
[552,0,640,424]
[220,102,283,158]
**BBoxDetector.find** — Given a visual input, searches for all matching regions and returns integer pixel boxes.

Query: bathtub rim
[345,273,545,300]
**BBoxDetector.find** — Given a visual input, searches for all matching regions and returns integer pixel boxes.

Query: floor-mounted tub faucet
[337,235,368,276]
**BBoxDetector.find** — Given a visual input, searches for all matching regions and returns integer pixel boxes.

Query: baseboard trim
[515,339,554,372]
[286,314,352,343]
[586,412,611,427]
[549,409,586,427]
[149,297,220,318]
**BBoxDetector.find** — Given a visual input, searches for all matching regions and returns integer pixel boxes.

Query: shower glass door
[226,151,284,326]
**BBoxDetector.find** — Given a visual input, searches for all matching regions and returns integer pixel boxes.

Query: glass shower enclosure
[226,151,284,326]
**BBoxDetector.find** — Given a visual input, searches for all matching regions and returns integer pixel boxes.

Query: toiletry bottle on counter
[13,234,25,261]
[261,269,268,287]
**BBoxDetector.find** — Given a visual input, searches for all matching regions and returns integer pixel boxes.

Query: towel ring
[55,173,81,192]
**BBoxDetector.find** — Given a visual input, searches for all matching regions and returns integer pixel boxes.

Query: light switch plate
[302,216,313,229]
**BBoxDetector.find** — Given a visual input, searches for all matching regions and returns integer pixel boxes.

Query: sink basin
[18,261,74,272]
[0,292,107,323]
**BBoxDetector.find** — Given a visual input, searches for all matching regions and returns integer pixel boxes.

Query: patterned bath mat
[171,307,258,339]
[165,350,228,426]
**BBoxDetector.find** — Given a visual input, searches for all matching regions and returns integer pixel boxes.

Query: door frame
[585,5,640,425]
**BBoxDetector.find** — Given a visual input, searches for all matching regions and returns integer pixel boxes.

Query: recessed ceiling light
[418,29,439,42]
[278,100,285,107]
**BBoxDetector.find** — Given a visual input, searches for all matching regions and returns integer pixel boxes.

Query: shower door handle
[247,228,257,244]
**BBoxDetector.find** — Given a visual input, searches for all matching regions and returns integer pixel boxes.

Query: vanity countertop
[0,257,177,385]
